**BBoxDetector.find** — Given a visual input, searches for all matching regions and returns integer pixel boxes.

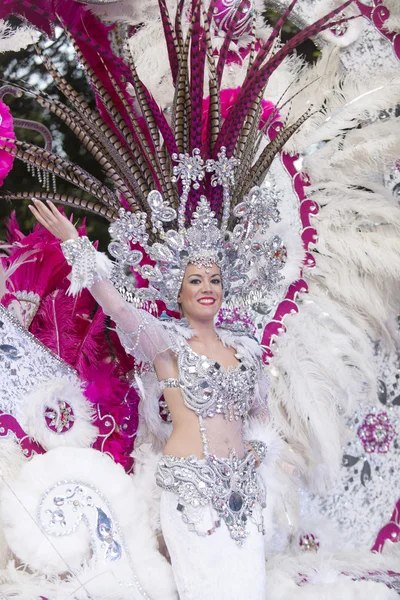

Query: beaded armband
[248,440,268,462]
[61,236,113,295]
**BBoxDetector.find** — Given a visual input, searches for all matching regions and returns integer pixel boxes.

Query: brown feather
[172,29,192,154]
[32,93,142,208]
[202,4,220,151]
[241,109,313,198]
[2,191,117,220]
[1,139,118,208]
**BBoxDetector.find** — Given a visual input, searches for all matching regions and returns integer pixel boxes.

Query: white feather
[286,71,400,154]
[0,20,39,53]
[382,0,400,32]
[267,293,376,492]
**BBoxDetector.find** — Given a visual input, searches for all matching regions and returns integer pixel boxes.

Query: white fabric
[160,489,268,600]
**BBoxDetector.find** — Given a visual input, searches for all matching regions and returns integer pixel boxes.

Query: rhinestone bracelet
[248,440,268,462]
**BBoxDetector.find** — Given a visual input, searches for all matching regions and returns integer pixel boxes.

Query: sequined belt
[156,451,266,545]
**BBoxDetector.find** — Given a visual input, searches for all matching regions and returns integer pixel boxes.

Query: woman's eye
[211,279,221,285]
[189,279,201,284]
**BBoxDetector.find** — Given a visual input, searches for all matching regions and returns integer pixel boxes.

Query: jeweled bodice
[158,319,260,424]
[175,343,256,420]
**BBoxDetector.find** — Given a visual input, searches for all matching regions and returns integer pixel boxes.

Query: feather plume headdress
[0,0,355,308]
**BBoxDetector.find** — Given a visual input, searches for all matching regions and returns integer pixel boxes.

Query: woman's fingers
[29,198,79,241]
[28,204,49,228]
[29,200,60,237]
[32,199,57,222]
[46,199,62,220]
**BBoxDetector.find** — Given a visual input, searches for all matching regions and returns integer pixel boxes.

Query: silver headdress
[108,147,286,309]
[0,0,350,310]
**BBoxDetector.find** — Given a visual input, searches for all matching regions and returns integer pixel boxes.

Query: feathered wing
[261,54,400,492]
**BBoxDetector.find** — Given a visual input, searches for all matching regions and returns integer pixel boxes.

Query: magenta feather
[189,1,206,153]
[30,289,83,364]
[2,228,70,300]
[73,306,107,375]
[248,0,298,78]
[216,0,252,85]
[158,0,180,84]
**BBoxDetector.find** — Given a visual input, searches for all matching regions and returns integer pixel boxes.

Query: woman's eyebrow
[187,272,221,278]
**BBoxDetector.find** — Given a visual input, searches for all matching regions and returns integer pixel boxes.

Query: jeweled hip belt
[156,450,266,545]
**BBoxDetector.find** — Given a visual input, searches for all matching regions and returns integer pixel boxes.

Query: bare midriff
[155,349,246,459]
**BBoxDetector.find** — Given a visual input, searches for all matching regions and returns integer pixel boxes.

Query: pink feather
[74,306,108,375]
[30,289,83,364]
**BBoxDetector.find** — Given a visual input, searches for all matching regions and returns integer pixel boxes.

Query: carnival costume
[0,0,399,599]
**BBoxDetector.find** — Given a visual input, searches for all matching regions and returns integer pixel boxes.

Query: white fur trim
[17,378,98,451]
[0,439,26,569]
[266,548,400,600]
[1,447,176,598]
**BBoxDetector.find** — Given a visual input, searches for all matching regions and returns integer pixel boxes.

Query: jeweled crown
[108,147,286,309]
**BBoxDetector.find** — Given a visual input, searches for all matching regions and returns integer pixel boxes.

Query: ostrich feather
[0,249,39,296]
[381,0,400,33]
[304,121,400,183]
[267,294,376,492]
[306,256,400,341]
[0,19,39,52]
[1,225,70,301]
[286,71,400,153]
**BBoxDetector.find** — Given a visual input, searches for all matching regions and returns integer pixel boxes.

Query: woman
[29,198,271,599]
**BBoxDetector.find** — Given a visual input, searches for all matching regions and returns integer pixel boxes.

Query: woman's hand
[28,199,79,242]
[246,442,261,468]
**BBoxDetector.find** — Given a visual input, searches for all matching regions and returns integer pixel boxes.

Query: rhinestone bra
[160,340,257,421]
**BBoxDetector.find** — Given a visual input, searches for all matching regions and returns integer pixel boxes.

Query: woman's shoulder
[216,323,263,359]
[158,313,195,340]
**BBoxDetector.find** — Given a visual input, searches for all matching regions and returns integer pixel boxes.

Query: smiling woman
[177,264,223,321]
[28,195,272,599]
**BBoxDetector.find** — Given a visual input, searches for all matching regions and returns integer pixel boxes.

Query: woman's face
[178,263,223,322]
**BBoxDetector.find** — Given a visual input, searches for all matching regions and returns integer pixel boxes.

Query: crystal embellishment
[156,451,266,545]
[357,412,395,454]
[44,400,75,434]
[96,145,287,309]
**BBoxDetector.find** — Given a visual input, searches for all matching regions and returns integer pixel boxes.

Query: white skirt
[160,489,268,600]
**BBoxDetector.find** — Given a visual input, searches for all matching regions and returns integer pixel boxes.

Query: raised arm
[28,200,173,364]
